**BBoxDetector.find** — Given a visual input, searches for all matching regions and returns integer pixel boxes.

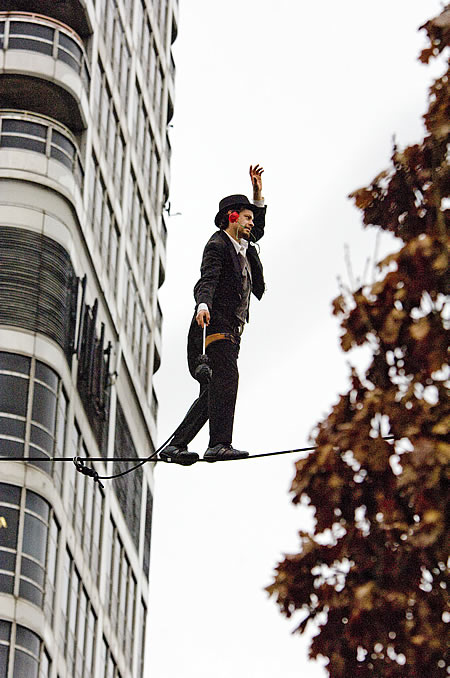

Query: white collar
[224,230,249,256]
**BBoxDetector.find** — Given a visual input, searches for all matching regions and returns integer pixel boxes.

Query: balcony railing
[0,110,84,188]
[0,12,90,89]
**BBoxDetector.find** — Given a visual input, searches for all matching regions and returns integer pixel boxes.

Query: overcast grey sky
[145,2,443,677]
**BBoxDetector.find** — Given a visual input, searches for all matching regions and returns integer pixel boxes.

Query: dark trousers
[172,317,241,448]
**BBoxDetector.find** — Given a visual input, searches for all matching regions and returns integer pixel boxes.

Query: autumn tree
[267,7,449,678]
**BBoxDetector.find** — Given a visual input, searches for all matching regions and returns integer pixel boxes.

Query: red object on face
[229,211,239,223]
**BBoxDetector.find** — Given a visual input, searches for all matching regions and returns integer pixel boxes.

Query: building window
[143,486,153,578]
[0,117,46,153]
[158,0,169,42]
[138,600,147,678]
[123,259,151,387]
[0,115,84,188]
[58,550,71,653]
[113,402,143,551]
[150,145,160,204]
[8,19,54,56]
[151,385,159,421]
[20,490,51,607]
[100,637,123,678]
[148,39,158,98]
[0,621,50,678]
[0,620,9,677]
[107,520,121,632]
[52,387,68,491]
[44,513,59,622]
[140,16,150,84]
[138,0,167,114]
[61,548,97,678]
[124,571,136,664]
[0,483,20,596]
[39,648,51,678]
[0,354,68,476]
[30,362,59,475]
[0,483,60,612]
[154,64,164,126]
[14,625,41,678]
[0,371,28,463]
[128,173,156,298]
[130,172,141,248]
[133,87,160,189]
[65,554,80,671]
[0,15,90,88]
[140,15,157,100]
[134,85,145,158]
[93,61,126,193]
[119,39,130,105]
[98,0,130,103]
[105,518,138,662]
[87,154,120,296]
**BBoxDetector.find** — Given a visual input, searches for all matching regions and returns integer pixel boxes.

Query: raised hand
[249,164,264,201]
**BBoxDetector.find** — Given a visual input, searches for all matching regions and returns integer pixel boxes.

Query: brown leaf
[380,308,406,343]
[422,509,442,525]
[332,294,346,316]
[355,582,376,610]
[436,442,450,464]
[431,417,450,436]
[409,318,430,341]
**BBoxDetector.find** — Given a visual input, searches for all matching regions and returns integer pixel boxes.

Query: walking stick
[194,322,212,384]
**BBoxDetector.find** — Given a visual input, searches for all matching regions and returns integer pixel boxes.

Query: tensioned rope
[0,436,395,489]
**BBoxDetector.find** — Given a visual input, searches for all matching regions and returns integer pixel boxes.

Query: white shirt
[224,230,249,257]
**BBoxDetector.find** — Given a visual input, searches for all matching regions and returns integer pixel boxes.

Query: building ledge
[0,109,84,209]
[0,12,90,132]
[0,2,92,38]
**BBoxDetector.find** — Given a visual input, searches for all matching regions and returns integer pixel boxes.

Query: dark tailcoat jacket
[187,206,266,376]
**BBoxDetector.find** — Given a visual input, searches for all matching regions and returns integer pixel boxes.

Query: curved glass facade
[0,112,84,187]
[0,620,50,678]
[0,351,151,677]
[0,483,59,612]
[0,13,90,87]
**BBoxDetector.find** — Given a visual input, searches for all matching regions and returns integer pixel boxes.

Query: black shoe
[159,445,199,466]
[203,444,249,462]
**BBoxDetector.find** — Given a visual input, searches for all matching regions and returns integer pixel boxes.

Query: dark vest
[235,253,252,324]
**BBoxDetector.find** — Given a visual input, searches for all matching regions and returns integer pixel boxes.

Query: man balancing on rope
[160,165,267,465]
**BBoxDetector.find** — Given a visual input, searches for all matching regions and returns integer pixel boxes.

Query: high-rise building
[0,1,177,676]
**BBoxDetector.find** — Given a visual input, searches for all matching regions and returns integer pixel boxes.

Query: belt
[205,332,239,349]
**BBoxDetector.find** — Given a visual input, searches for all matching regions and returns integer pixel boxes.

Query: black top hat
[214,194,262,227]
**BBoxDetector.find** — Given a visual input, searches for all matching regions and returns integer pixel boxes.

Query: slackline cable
[0,437,395,489]
[0,322,398,486]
